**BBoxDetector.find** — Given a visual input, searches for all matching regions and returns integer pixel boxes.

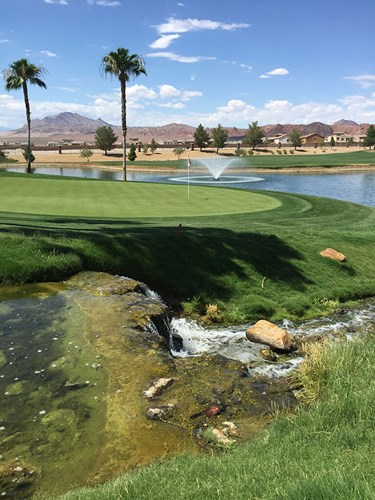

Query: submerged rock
[143,378,175,399]
[0,460,38,498]
[146,404,175,420]
[246,320,294,352]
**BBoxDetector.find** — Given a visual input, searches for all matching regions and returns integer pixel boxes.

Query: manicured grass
[56,336,375,500]
[0,172,374,322]
[0,174,280,218]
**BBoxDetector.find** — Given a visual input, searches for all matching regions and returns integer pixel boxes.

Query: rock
[246,320,294,352]
[259,348,278,362]
[146,404,175,420]
[143,378,174,399]
[222,421,238,437]
[0,460,38,498]
[319,248,346,262]
[64,380,90,391]
[212,428,235,446]
[190,404,225,419]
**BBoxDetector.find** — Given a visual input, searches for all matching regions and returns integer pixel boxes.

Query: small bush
[289,150,294,154]
[277,149,282,154]
[283,149,288,154]
[235,148,246,157]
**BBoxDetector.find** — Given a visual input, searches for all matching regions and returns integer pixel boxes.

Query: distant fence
[0,141,364,153]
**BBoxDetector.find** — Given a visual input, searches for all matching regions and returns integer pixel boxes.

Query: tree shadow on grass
[9,219,312,301]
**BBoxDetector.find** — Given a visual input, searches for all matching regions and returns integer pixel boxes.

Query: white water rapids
[170,299,375,378]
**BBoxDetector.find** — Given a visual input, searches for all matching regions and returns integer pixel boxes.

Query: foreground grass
[57,336,375,499]
[0,172,374,321]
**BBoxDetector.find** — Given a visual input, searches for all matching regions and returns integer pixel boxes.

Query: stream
[0,272,374,497]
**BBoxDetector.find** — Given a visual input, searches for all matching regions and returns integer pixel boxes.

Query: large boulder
[319,248,346,262]
[246,320,294,352]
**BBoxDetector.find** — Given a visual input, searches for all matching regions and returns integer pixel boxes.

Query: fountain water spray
[193,157,235,180]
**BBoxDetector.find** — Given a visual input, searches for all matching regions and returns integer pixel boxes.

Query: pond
[1,165,375,207]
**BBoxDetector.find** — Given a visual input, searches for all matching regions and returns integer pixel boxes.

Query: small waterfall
[170,299,375,378]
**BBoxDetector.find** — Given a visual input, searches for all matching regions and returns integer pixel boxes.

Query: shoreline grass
[91,150,375,169]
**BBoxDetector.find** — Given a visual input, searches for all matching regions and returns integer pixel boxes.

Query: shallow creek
[0,272,374,497]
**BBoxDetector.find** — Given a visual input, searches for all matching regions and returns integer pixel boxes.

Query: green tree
[194,123,210,151]
[22,147,35,163]
[80,149,93,162]
[128,143,137,161]
[149,138,157,154]
[288,128,302,150]
[211,124,228,154]
[143,144,149,154]
[100,48,146,180]
[3,58,47,173]
[364,125,375,149]
[172,146,186,160]
[330,137,335,147]
[243,121,264,150]
[347,137,354,147]
[95,126,118,155]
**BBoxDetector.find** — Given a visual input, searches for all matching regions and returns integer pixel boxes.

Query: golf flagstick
[187,157,191,200]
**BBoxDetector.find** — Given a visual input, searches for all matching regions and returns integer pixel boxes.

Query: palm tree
[100,48,146,181]
[3,59,47,173]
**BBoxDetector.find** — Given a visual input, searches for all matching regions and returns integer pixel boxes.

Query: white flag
[187,158,191,168]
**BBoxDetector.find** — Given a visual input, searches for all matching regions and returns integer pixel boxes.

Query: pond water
[1,165,375,206]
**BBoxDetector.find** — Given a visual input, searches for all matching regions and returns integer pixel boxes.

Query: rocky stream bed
[0,272,374,498]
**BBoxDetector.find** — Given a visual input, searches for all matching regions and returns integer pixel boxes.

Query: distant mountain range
[0,112,370,144]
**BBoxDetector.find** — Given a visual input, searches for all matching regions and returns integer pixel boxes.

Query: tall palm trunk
[120,77,127,181]
[22,81,32,173]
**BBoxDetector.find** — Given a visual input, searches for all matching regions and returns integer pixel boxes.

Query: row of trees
[195,123,375,151]
[3,47,145,179]
[194,121,265,152]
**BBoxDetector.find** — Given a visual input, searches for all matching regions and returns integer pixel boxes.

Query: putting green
[0,176,281,218]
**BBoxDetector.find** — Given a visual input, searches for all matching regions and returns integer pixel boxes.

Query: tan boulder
[319,248,346,262]
[246,320,293,352]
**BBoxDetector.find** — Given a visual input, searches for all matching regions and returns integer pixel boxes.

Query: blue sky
[1,0,375,130]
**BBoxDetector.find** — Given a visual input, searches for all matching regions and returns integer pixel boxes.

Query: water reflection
[1,165,374,206]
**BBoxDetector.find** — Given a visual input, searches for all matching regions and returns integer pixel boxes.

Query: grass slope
[0,172,374,321]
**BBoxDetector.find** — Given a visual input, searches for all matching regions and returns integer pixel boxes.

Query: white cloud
[260,67,289,79]
[156,17,250,34]
[40,50,57,57]
[2,88,375,131]
[87,0,121,6]
[159,84,181,98]
[158,84,202,101]
[158,102,186,109]
[44,0,68,4]
[149,34,180,49]
[344,74,375,89]
[127,84,158,101]
[146,51,216,63]
[0,39,9,43]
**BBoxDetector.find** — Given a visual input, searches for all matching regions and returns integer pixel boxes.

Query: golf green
[0,176,281,218]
